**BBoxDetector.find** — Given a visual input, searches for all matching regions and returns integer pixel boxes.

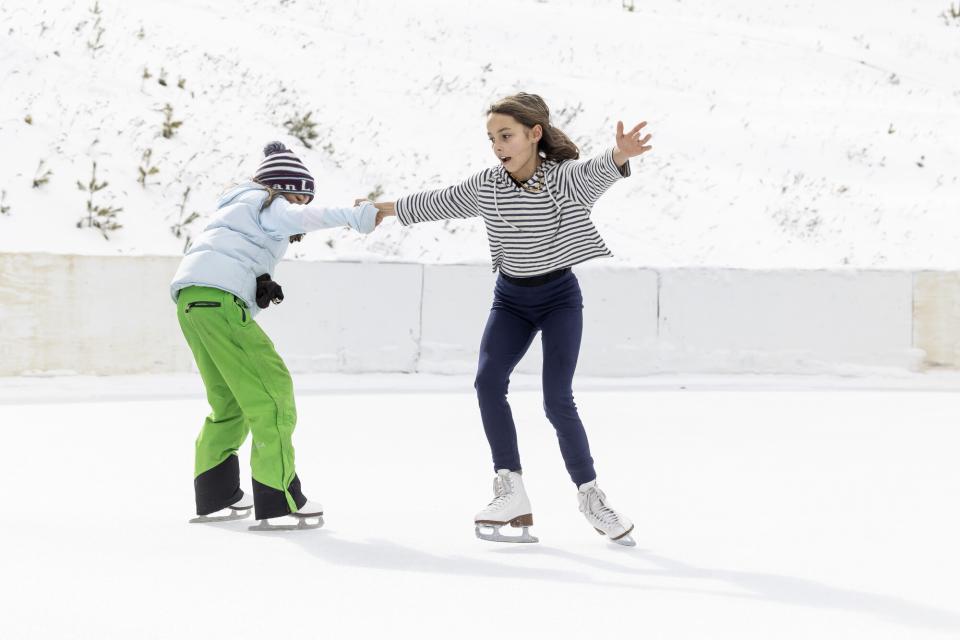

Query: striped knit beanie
[254,141,315,203]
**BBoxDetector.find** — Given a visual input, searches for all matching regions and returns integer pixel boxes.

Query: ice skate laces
[482,474,514,512]
[582,486,621,528]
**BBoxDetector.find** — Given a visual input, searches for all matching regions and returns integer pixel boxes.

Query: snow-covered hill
[1,0,958,268]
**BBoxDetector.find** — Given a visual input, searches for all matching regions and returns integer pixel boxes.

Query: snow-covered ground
[1,0,959,268]
[3,372,959,639]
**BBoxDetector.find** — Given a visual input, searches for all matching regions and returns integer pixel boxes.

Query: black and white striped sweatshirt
[395,148,631,277]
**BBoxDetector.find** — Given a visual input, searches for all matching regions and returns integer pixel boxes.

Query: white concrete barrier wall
[0,253,193,375]
[0,253,949,376]
[913,272,960,367]
[256,261,422,373]
[657,269,921,373]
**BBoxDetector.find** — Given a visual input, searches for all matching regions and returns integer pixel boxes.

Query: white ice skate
[248,500,325,531]
[474,469,538,543]
[189,492,253,524]
[577,480,636,547]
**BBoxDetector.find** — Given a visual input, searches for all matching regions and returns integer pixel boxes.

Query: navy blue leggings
[474,270,596,486]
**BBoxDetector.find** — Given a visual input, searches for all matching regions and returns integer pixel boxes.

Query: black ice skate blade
[475,524,539,544]
[248,515,325,531]
[189,507,251,523]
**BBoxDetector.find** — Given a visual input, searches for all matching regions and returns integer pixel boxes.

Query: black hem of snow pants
[252,474,307,520]
[194,455,244,516]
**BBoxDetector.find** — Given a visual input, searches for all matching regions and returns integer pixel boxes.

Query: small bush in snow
[32,160,53,189]
[170,186,200,252]
[160,103,183,138]
[943,3,960,24]
[76,161,123,239]
[138,149,160,187]
[86,1,105,54]
[284,111,319,149]
[555,102,584,129]
[1,190,10,216]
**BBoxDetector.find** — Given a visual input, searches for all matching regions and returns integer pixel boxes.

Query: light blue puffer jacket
[170,181,377,316]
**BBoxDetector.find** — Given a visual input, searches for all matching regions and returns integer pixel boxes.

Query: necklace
[510,165,545,193]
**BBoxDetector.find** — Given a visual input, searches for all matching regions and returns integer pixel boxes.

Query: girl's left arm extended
[556,120,653,208]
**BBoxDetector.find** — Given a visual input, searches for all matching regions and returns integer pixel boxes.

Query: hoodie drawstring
[542,169,563,240]
[492,174,521,232]
[493,165,563,238]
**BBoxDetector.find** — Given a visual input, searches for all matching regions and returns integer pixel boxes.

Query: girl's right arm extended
[260,199,379,240]
[375,169,489,226]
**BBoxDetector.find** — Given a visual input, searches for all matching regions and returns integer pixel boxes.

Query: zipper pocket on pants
[233,296,247,323]
[185,301,221,313]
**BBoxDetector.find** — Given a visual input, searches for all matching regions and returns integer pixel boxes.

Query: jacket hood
[216,181,267,209]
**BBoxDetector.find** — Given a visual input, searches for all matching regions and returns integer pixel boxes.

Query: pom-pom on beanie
[254,141,314,203]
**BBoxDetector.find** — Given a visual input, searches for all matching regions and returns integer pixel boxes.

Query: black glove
[255,274,284,309]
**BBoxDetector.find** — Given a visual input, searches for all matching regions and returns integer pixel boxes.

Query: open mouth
[500,157,512,164]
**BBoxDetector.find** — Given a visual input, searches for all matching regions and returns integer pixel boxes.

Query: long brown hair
[255,182,304,242]
[487,93,579,162]
[256,183,281,211]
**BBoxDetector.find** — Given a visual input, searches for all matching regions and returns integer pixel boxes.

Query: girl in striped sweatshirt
[374,93,652,545]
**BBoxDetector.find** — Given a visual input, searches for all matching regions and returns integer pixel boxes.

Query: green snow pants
[176,286,307,520]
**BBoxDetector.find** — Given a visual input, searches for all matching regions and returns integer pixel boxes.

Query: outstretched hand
[615,120,653,159]
[355,198,394,227]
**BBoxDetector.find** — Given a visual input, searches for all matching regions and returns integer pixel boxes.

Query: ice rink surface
[2,373,959,639]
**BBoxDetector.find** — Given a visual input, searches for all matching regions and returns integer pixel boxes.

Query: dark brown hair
[487,93,579,162]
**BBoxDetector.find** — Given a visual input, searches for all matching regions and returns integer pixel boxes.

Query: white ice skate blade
[475,524,539,544]
[611,533,636,547]
[189,506,251,524]
[248,514,324,531]
[595,526,637,547]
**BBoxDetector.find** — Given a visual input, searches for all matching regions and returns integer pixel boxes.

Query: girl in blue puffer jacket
[170,141,379,529]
